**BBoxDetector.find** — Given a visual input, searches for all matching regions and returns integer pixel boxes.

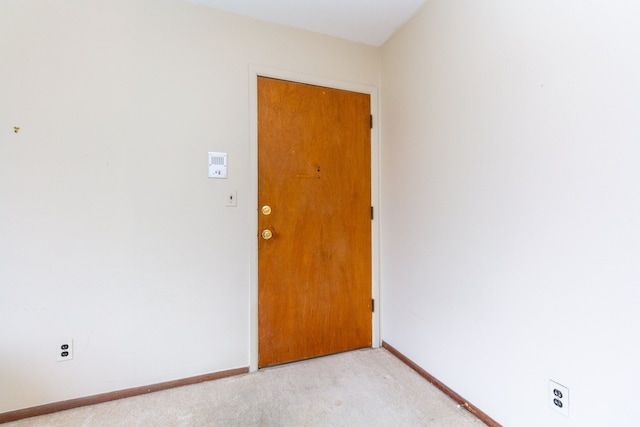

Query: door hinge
[370,206,374,220]
[370,114,373,129]
[372,299,375,312]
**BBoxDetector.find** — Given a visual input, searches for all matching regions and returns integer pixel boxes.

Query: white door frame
[248,65,381,371]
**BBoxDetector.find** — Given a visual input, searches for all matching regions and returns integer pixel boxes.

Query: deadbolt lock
[261,229,273,240]
[261,205,272,215]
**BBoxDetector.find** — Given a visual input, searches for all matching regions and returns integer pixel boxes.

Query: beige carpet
[5,348,486,426]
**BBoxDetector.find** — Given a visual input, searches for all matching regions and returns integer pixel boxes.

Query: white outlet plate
[549,380,569,416]
[57,339,73,362]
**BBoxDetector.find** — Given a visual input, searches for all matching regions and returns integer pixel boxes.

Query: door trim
[249,65,381,372]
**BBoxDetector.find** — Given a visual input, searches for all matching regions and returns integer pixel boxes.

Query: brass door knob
[261,205,272,215]
[261,229,273,240]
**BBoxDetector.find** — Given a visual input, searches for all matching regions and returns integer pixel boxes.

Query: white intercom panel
[208,152,227,178]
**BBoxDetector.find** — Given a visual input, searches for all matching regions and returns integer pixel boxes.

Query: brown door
[258,77,372,368]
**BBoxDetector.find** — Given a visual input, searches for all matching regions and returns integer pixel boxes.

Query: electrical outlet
[57,339,73,362]
[549,380,569,416]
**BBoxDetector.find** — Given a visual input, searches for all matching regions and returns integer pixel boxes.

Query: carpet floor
[5,348,487,426]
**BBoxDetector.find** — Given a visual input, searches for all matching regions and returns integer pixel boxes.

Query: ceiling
[181,0,427,46]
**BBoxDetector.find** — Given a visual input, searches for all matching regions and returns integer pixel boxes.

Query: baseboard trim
[0,366,249,424]
[382,341,501,427]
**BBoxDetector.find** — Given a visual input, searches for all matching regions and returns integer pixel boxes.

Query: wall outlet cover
[57,339,73,362]
[549,380,569,416]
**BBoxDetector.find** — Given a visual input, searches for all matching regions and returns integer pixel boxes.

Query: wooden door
[258,77,372,368]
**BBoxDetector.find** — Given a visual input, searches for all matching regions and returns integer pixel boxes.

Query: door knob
[261,229,273,240]
[261,205,272,215]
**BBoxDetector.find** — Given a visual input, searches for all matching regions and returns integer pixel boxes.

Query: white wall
[0,0,379,412]
[381,1,640,426]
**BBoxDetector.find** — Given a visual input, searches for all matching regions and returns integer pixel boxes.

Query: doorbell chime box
[208,152,227,178]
